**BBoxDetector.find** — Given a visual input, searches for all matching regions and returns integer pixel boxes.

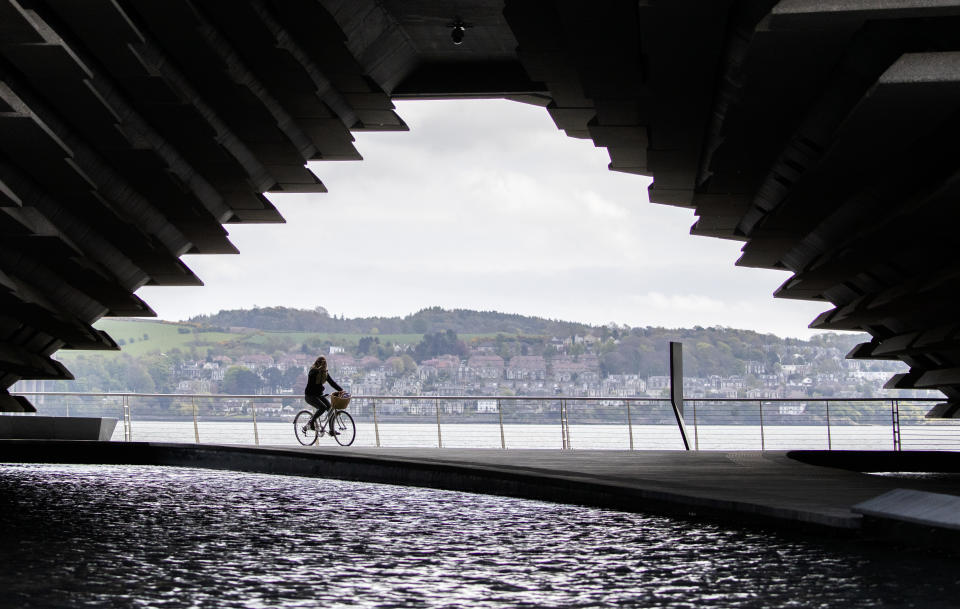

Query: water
[1,464,958,608]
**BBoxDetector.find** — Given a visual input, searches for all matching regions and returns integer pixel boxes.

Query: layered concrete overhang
[2,0,960,409]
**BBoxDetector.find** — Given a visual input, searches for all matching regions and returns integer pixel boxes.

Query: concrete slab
[853,488,960,530]
[303,447,960,530]
[0,417,117,441]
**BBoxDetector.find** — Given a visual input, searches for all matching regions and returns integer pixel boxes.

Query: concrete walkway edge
[4,440,960,544]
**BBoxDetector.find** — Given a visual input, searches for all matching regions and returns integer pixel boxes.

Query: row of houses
[416,354,602,383]
[151,337,928,400]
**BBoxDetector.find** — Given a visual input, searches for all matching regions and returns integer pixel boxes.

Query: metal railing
[6,393,953,451]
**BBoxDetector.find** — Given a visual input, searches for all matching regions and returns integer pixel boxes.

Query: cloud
[634,292,727,312]
[580,191,628,219]
[137,98,832,338]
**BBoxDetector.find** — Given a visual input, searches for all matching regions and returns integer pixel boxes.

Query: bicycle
[294,391,356,446]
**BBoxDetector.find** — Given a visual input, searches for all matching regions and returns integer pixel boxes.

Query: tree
[358,336,379,356]
[124,362,155,393]
[413,329,467,362]
[377,341,395,359]
[282,366,304,388]
[387,356,405,376]
[261,367,284,392]
[222,366,260,394]
[400,354,417,375]
[142,355,173,393]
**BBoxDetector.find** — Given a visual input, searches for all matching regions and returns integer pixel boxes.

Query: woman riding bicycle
[304,356,343,435]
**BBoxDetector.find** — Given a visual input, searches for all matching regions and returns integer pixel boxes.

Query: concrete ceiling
[2,0,960,411]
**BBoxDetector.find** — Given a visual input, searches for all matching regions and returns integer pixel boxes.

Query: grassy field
[57,319,511,362]
[242,332,427,347]
[77,319,235,358]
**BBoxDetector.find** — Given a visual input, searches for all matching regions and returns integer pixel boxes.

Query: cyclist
[304,356,343,435]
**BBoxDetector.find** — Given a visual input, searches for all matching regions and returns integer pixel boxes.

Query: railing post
[560,399,567,449]
[192,397,200,444]
[825,400,832,451]
[373,400,381,448]
[123,394,131,442]
[626,400,634,451]
[892,399,901,451]
[758,400,765,451]
[497,399,505,449]
[566,400,572,450]
[693,400,699,451]
[251,400,260,446]
[435,397,442,448]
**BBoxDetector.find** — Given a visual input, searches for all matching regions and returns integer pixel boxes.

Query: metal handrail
[7,392,951,452]
[10,392,944,402]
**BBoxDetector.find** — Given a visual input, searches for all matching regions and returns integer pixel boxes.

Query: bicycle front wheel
[332,410,356,446]
[294,410,318,446]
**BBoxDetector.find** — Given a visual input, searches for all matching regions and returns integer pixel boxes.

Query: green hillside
[42,307,906,397]
[68,317,496,363]
[187,305,593,336]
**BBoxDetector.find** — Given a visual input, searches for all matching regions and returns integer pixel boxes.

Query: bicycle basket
[330,391,351,410]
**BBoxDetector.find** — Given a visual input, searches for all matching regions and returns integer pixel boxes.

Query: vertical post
[560,400,567,449]
[124,394,132,442]
[251,400,260,446]
[894,400,903,450]
[373,400,381,448]
[758,400,765,451]
[670,342,691,450]
[566,400,572,450]
[626,400,634,451]
[893,399,901,451]
[497,399,505,449]
[435,398,442,448]
[192,397,200,444]
[825,400,832,450]
[693,400,699,451]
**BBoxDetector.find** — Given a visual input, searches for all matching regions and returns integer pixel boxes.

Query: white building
[476,399,498,414]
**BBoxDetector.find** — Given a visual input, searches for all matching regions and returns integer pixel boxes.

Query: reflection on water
[0,464,957,608]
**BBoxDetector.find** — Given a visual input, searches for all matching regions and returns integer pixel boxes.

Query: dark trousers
[305,394,331,425]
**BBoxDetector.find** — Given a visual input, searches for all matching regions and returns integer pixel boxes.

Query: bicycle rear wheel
[332,410,356,446]
[294,410,318,446]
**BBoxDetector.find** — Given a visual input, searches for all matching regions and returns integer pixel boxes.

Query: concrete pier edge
[4,441,960,547]
[0,440,811,529]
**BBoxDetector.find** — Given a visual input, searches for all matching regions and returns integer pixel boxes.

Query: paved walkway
[4,440,960,534]
[283,447,960,529]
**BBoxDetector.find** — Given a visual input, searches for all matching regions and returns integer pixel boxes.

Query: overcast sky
[136,99,832,338]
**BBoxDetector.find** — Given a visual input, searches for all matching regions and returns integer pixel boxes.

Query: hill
[186,306,594,336]
[38,306,909,397]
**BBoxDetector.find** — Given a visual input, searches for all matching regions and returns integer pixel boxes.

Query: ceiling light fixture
[449,18,471,45]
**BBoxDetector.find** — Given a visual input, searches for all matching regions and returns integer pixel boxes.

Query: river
[1,463,958,608]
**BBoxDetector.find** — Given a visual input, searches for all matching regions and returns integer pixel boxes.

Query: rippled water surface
[1,464,958,608]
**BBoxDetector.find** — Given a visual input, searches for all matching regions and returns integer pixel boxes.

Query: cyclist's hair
[313,356,327,371]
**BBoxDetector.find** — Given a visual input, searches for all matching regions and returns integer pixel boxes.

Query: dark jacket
[304,367,342,396]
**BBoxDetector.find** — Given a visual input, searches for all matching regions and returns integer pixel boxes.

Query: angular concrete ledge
[0,417,116,441]
[852,488,960,549]
[854,489,960,530]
